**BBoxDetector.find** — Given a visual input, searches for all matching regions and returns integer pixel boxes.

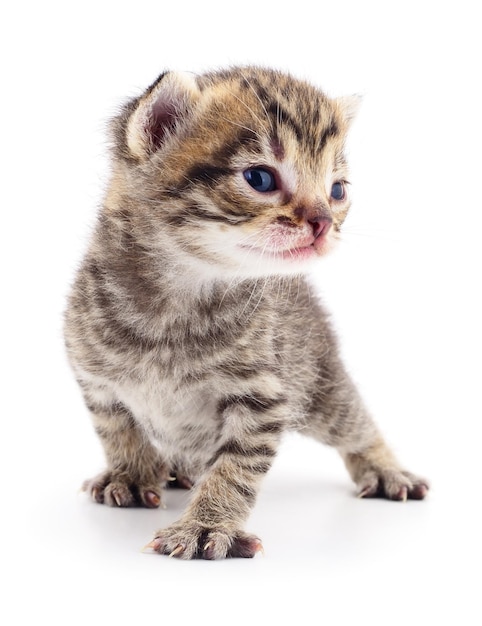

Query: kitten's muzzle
[293,205,333,240]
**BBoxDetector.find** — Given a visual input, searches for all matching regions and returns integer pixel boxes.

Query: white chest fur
[115,375,221,474]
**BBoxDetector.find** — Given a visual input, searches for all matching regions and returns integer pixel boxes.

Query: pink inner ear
[146,99,179,149]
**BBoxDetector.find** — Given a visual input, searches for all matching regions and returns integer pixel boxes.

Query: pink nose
[308,217,332,239]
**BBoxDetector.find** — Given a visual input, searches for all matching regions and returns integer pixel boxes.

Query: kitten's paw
[357,469,429,501]
[146,522,263,560]
[82,471,163,509]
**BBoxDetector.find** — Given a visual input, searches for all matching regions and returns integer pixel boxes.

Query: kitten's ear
[125,71,201,160]
[337,94,363,127]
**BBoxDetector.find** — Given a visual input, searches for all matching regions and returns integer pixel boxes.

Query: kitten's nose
[308,216,332,239]
[294,204,332,239]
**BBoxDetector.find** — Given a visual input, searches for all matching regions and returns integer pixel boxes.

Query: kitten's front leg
[149,393,286,559]
[82,397,169,508]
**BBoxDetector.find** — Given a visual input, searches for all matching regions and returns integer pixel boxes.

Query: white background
[2,1,481,624]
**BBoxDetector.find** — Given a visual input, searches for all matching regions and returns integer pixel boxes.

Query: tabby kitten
[64,66,428,560]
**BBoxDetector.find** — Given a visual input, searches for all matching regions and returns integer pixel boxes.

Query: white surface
[2,1,481,624]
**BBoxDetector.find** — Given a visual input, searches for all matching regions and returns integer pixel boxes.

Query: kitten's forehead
[197,67,347,162]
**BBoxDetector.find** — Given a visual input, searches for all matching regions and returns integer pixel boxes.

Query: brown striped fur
[64,66,428,559]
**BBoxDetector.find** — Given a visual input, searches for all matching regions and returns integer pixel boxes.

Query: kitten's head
[110,67,359,280]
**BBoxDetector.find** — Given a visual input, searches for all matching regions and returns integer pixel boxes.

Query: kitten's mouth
[239,220,333,263]
[241,230,330,263]
[240,242,320,262]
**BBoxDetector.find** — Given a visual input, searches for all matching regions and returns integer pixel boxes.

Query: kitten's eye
[330,181,345,201]
[243,168,276,193]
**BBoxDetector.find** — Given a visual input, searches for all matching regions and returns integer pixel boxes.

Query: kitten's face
[115,68,357,280]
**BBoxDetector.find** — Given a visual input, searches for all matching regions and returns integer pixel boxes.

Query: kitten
[64,66,428,560]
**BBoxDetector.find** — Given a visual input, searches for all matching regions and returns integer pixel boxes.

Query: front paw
[82,470,163,509]
[357,469,429,501]
[146,522,263,560]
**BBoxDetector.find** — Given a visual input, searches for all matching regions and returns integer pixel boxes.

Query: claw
[411,483,429,500]
[358,485,375,499]
[203,540,215,559]
[113,491,123,507]
[169,545,185,558]
[141,538,162,553]
[177,476,194,489]
[91,486,100,501]
[144,491,161,508]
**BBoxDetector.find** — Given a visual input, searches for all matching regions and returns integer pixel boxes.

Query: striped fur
[64,66,428,560]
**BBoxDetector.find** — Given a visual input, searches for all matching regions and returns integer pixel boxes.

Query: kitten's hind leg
[82,400,169,508]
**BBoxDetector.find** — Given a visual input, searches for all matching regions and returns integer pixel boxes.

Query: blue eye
[243,168,276,192]
[331,181,345,201]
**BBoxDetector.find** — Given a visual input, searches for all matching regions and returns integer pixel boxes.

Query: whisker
[217,114,265,143]
[217,231,270,305]
[341,227,401,243]
[240,276,262,317]
[276,92,281,129]
[248,276,270,319]
[238,70,274,133]
[222,84,267,129]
